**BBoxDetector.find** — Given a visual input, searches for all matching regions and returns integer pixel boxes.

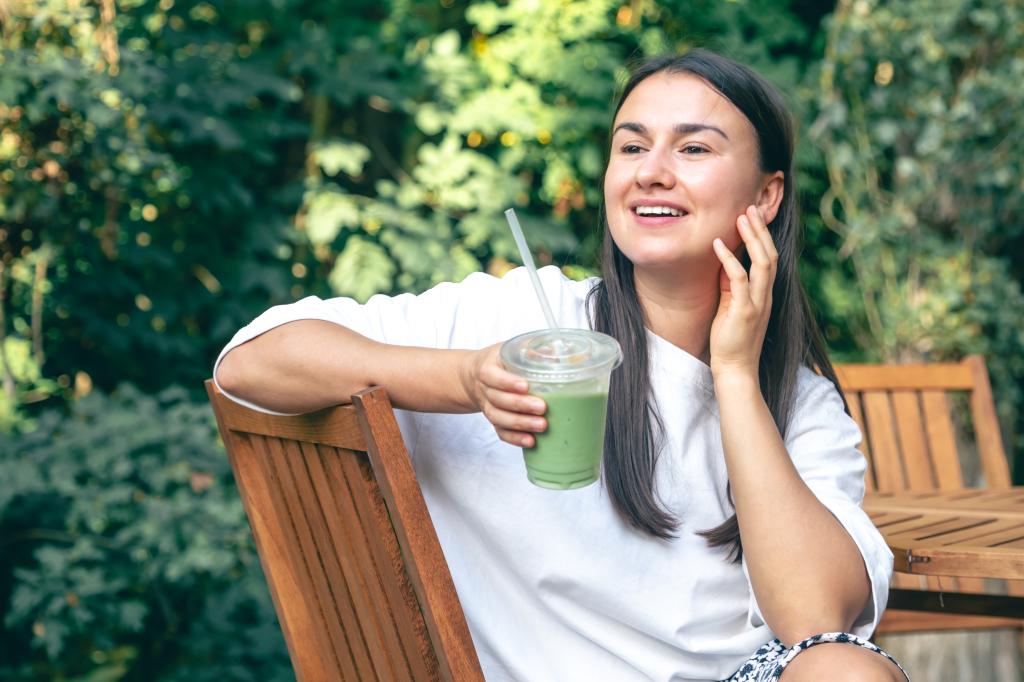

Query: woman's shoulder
[456,265,599,306]
[788,364,850,423]
[501,264,599,292]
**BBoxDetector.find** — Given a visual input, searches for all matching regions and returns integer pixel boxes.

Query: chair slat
[886,517,994,545]
[218,401,366,450]
[309,442,421,682]
[256,435,366,680]
[834,362,974,391]
[354,389,483,682]
[862,391,905,490]
[240,433,355,681]
[315,443,433,681]
[891,391,934,491]
[932,518,1009,545]
[331,447,440,681]
[972,525,1024,547]
[921,391,964,490]
[967,356,1012,488]
[284,439,406,682]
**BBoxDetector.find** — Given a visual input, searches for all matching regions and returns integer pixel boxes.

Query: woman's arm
[216,319,475,414]
[216,319,548,444]
[714,374,871,645]
[709,206,870,645]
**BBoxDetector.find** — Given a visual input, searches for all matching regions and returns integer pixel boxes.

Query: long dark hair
[587,49,844,560]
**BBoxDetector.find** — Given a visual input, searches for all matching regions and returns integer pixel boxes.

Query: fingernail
[532,399,546,412]
[534,419,546,431]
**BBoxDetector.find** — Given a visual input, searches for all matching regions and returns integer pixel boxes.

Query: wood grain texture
[216,396,366,450]
[878,609,1024,632]
[332,446,438,681]
[255,434,355,679]
[920,391,964,490]
[966,355,1012,488]
[831,358,1022,635]
[296,442,392,680]
[354,387,484,682]
[274,437,382,679]
[891,391,935,491]
[205,380,481,681]
[862,391,905,491]
[834,362,974,391]
[207,382,341,682]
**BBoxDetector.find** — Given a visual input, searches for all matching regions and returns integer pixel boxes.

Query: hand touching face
[604,72,783,277]
[709,205,778,380]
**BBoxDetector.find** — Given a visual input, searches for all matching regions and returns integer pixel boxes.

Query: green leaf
[328,236,395,302]
[311,140,371,177]
[305,190,360,246]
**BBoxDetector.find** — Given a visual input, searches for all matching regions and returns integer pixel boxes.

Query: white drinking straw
[504,208,559,331]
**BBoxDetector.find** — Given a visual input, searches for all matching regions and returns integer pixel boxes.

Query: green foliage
[0,0,828,420]
[0,385,291,680]
[811,0,1024,473]
[0,0,834,673]
[12,0,1024,675]
[296,0,826,300]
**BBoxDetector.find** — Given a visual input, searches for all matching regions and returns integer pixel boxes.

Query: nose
[635,146,675,190]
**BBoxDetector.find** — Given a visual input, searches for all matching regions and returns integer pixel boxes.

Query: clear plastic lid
[500,328,623,383]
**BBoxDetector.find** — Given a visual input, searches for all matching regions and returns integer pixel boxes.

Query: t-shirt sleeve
[741,367,893,638]
[212,265,580,414]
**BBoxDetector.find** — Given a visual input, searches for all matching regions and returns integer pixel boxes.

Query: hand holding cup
[462,342,548,448]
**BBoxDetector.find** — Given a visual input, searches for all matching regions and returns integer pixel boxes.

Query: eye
[681,143,709,154]
[621,143,645,154]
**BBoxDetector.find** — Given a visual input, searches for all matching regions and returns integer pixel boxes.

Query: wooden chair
[205,380,484,682]
[833,355,1022,633]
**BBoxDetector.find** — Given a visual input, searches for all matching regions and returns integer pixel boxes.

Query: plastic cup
[500,329,623,490]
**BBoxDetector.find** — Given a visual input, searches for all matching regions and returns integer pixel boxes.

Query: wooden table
[864,489,1024,617]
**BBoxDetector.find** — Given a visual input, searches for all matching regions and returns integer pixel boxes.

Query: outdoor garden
[1,0,1022,679]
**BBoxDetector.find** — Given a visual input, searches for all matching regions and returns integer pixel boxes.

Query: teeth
[635,206,684,217]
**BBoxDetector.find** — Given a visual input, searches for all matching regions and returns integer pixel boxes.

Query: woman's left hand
[709,204,777,382]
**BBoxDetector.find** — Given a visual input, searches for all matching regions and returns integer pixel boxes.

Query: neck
[633,264,720,364]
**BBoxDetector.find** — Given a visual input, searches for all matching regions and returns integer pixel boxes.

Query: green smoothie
[500,328,622,491]
[524,390,609,490]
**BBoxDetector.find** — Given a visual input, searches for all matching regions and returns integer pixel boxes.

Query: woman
[215,50,908,681]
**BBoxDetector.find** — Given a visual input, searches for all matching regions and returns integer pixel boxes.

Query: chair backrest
[205,381,483,682]
[833,355,1010,493]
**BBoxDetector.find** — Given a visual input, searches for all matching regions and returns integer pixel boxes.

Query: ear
[755,171,785,224]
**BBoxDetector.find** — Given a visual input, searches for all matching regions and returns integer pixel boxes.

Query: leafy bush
[0,0,828,413]
[0,385,291,680]
[811,0,1024,472]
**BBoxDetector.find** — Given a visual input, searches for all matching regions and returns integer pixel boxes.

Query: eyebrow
[612,121,730,141]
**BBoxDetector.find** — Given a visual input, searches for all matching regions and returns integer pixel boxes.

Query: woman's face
[604,71,777,273]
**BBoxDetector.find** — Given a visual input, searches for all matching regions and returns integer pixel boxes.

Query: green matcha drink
[500,329,622,490]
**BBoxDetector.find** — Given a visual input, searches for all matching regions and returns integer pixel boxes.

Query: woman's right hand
[460,343,547,447]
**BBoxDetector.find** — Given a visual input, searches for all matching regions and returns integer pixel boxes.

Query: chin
[618,249,687,271]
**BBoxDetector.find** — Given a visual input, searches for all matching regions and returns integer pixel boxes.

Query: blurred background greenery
[0,0,1021,678]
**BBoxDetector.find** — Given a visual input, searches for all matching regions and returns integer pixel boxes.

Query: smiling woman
[214,49,906,682]
[604,72,781,276]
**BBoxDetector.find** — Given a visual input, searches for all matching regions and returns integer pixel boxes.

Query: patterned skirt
[721,632,909,681]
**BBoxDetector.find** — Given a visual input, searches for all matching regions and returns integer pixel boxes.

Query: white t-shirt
[214,266,892,682]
